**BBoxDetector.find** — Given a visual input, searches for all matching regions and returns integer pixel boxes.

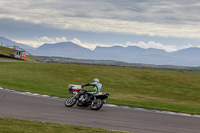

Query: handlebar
[78,87,86,93]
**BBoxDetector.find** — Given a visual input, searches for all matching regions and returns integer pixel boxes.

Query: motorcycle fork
[69,94,78,101]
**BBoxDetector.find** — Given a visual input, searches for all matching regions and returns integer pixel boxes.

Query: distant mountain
[30,42,94,59]
[0,37,200,66]
[168,47,200,66]
[0,37,35,50]
[93,46,171,64]
[93,46,200,66]
[171,47,200,58]
[94,46,200,66]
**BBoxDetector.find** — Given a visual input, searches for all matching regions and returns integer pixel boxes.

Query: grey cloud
[0,18,64,39]
[1,0,199,24]
[0,0,200,38]
[102,0,200,24]
[1,18,200,50]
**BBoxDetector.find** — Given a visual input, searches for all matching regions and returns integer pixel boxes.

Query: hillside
[0,46,15,58]
[0,46,37,62]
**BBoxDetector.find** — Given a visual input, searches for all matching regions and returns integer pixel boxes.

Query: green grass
[0,62,200,114]
[0,117,126,133]
[0,57,18,60]
[0,46,15,57]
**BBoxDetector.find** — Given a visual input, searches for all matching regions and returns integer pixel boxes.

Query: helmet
[93,78,99,83]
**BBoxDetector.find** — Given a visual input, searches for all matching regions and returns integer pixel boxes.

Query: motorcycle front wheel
[65,96,77,107]
[90,99,103,110]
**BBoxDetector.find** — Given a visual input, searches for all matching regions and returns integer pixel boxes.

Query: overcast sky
[0,0,200,52]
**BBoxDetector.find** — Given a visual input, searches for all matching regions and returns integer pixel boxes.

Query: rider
[81,78,102,102]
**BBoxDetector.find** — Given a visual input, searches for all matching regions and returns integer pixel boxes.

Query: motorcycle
[65,85,109,110]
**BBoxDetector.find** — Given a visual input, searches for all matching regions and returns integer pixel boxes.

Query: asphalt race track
[0,89,200,133]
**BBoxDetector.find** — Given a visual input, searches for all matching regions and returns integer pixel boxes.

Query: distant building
[14,50,26,60]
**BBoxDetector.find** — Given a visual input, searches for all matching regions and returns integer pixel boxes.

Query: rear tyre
[90,99,103,110]
[65,97,77,107]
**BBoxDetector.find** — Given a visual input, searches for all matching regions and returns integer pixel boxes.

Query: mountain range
[0,37,34,50]
[0,37,200,66]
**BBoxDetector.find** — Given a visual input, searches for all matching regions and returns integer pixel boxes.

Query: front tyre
[65,97,77,107]
[90,99,103,110]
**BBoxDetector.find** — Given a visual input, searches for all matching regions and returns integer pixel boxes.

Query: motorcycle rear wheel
[65,97,77,107]
[90,99,103,110]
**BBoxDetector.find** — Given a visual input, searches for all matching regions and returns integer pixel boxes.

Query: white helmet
[93,78,99,83]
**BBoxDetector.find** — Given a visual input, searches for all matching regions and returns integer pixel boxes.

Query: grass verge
[0,117,126,133]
